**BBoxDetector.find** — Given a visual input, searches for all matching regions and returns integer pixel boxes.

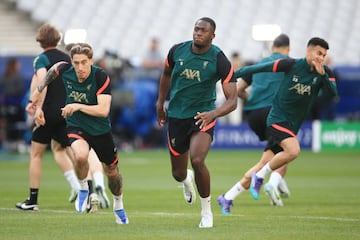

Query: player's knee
[190,156,205,169]
[172,169,186,182]
[286,147,300,161]
[74,152,88,163]
[103,164,118,176]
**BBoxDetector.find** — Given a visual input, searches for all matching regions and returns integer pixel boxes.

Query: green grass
[1,149,359,240]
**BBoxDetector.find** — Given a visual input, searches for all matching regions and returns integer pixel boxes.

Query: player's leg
[91,132,128,224]
[265,164,290,207]
[88,149,110,208]
[277,164,291,198]
[16,141,47,210]
[264,145,288,206]
[85,167,99,213]
[68,139,91,213]
[103,163,128,224]
[252,136,300,200]
[167,118,196,205]
[264,167,285,206]
[250,123,299,200]
[51,139,80,203]
[218,149,274,214]
[170,151,194,202]
[189,131,213,228]
[268,137,300,170]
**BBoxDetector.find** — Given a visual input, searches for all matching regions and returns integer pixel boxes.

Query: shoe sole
[87,195,99,213]
[249,173,262,200]
[278,179,291,198]
[95,187,110,209]
[69,192,78,203]
[75,190,89,213]
[199,214,213,228]
[16,203,39,211]
[183,170,196,205]
[114,209,129,224]
[96,189,110,208]
[217,195,231,215]
[264,184,283,207]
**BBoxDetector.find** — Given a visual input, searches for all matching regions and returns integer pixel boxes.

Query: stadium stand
[0,0,359,65]
[0,0,360,150]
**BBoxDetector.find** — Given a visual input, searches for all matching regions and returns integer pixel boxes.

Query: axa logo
[180,69,201,81]
[69,91,89,103]
[288,83,311,96]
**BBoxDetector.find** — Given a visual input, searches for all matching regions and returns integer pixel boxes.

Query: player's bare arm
[194,82,237,128]
[237,79,249,101]
[29,61,68,106]
[61,94,111,118]
[156,65,172,127]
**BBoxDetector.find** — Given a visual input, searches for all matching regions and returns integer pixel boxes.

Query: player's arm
[30,68,46,96]
[194,54,237,129]
[156,44,178,126]
[156,58,172,109]
[26,68,47,116]
[234,58,295,78]
[203,51,237,119]
[31,68,48,108]
[156,59,172,127]
[63,94,112,118]
[237,74,252,101]
[29,61,69,105]
[321,66,338,96]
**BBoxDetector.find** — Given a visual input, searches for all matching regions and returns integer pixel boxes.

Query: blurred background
[0,0,359,152]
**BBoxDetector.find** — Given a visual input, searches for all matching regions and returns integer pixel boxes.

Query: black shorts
[67,126,118,166]
[31,118,69,148]
[245,106,271,141]
[265,122,296,154]
[167,117,215,156]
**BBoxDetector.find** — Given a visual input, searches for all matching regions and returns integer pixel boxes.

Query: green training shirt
[241,52,287,111]
[166,41,236,119]
[60,64,112,135]
[235,58,337,133]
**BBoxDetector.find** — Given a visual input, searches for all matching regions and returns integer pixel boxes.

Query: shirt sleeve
[234,58,295,77]
[95,69,111,95]
[241,74,252,85]
[166,43,183,70]
[33,54,49,72]
[217,51,236,84]
[321,65,338,96]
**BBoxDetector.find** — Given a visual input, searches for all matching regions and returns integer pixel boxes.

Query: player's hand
[34,108,46,126]
[29,89,42,105]
[61,103,80,117]
[156,103,167,127]
[311,60,325,75]
[194,111,214,129]
[25,102,36,116]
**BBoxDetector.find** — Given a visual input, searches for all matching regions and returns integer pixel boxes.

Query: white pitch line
[2,208,359,222]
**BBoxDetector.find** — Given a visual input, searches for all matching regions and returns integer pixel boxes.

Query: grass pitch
[1,149,359,240]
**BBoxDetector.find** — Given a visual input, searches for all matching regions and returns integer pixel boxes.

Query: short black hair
[307,37,329,50]
[273,33,290,47]
[198,17,216,31]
